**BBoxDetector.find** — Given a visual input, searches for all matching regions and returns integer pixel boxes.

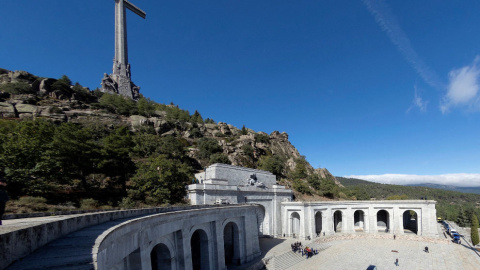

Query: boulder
[11,70,36,83]
[15,103,38,114]
[0,102,16,118]
[129,115,148,127]
[39,78,56,94]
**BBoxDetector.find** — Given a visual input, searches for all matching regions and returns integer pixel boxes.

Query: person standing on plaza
[395,258,399,266]
[0,173,9,225]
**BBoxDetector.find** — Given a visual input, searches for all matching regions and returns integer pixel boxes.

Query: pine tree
[471,213,479,246]
[241,125,248,135]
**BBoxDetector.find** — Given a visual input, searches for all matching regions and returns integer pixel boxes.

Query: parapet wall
[0,205,218,270]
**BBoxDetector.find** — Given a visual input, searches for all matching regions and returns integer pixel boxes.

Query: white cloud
[363,0,443,90]
[441,56,480,113]
[407,85,428,113]
[345,173,480,187]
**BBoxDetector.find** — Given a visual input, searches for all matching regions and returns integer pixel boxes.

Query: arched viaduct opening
[354,210,366,232]
[191,229,210,270]
[151,243,172,270]
[224,222,240,266]
[333,210,342,232]
[376,210,390,232]
[315,211,322,236]
[291,212,300,237]
[403,210,418,234]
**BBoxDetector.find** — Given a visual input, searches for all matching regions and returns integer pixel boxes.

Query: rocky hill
[0,68,337,202]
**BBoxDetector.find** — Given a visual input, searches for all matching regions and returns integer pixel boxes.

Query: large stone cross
[101,0,146,100]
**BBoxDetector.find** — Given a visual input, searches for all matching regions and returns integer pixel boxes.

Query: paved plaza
[259,233,480,270]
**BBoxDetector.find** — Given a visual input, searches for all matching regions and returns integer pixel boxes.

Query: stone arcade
[282,200,438,239]
[188,164,438,240]
[101,0,145,100]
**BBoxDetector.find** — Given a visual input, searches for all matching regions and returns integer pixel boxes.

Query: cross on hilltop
[101,0,146,100]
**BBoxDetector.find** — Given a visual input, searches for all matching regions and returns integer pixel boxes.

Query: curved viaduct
[2,205,261,270]
[94,205,261,270]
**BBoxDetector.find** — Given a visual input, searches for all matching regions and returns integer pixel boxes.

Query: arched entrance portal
[377,210,390,233]
[333,210,342,233]
[315,211,322,236]
[354,210,366,232]
[403,210,418,234]
[291,212,300,238]
[224,222,240,266]
[151,243,172,270]
[191,229,209,270]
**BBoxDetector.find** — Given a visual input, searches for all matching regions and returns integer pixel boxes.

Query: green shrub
[257,155,284,177]
[204,118,215,124]
[292,179,311,195]
[119,197,137,209]
[472,214,479,246]
[197,138,222,159]
[15,196,49,212]
[290,156,308,179]
[0,82,34,94]
[242,144,255,158]
[214,132,226,137]
[209,153,231,165]
[190,127,203,138]
[254,133,270,144]
[386,195,409,200]
[97,93,138,116]
[80,198,99,210]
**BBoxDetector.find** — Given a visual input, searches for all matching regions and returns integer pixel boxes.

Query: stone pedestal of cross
[101,0,146,100]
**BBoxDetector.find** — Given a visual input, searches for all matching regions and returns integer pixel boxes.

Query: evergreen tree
[241,125,248,135]
[99,126,135,192]
[290,156,308,179]
[257,155,284,177]
[190,110,203,123]
[129,154,191,204]
[471,213,479,246]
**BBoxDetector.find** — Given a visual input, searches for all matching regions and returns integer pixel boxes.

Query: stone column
[369,206,377,234]
[324,207,334,235]
[344,208,354,233]
[215,220,226,269]
[364,208,370,233]
[417,210,423,236]
[394,206,403,235]
[388,209,394,234]
[182,229,193,270]
[299,209,305,240]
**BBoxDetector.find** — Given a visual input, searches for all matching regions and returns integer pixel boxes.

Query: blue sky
[2,1,480,186]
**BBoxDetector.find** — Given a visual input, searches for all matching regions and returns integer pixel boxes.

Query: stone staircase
[266,243,332,270]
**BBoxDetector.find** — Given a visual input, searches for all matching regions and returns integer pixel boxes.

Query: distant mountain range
[406,183,480,195]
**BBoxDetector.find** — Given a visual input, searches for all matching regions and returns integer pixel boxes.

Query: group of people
[291,241,319,259]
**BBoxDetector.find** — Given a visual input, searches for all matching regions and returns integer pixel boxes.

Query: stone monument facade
[187,163,293,237]
[101,0,145,100]
[188,164,439,240]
